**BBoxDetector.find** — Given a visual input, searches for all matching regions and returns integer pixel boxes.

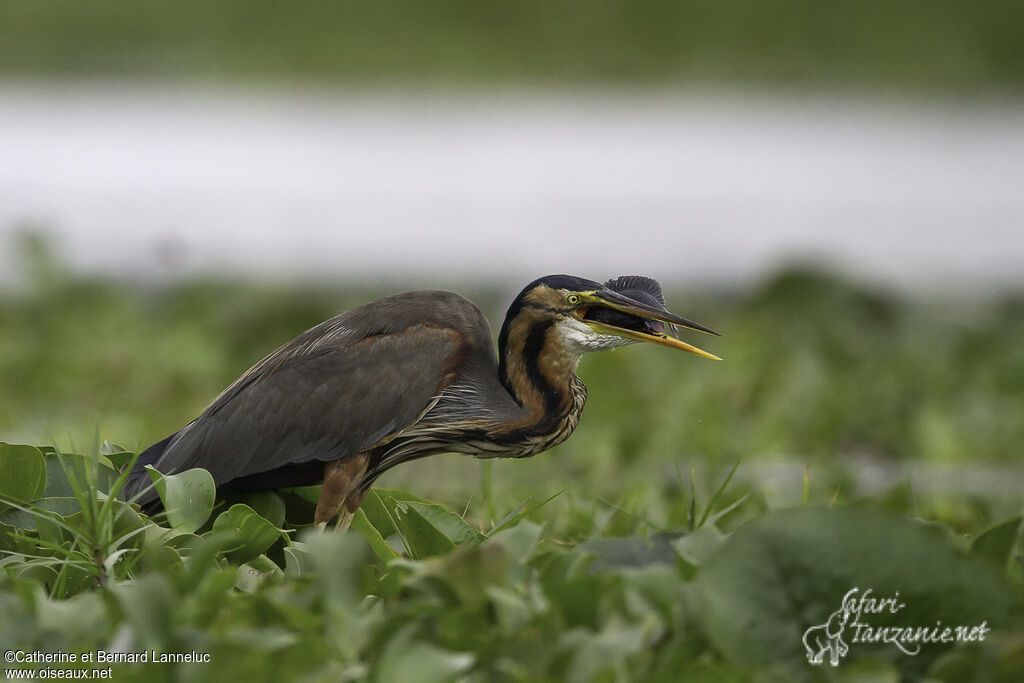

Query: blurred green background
[4,235,1023,526]
[1,0,1023,88]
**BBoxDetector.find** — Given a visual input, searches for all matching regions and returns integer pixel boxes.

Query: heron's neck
[498,315,587,433]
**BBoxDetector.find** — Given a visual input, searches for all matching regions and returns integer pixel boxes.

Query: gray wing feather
[134,290,489,493]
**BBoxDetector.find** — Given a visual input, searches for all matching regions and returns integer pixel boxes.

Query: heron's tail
[123,433,176,514]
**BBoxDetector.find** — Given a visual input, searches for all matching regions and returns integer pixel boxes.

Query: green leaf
[394,502,456,558]
[239,491,287,528]
[404,501,484,546]
[695,506,1016,674]
[0,497,84,531]
[33,590,109,643]
[671,524,727,568]
[0,444,47,512]
[395,501,484,558]
[236,554,284,591]
[359,490,399,538]
[560,622,648,683]
[212,503,283,564]
[375,625,474,683]
[970,516,1022,570]
[99,441,135,471]
[351,507,399,563]
[299,530,373,611]
[283,544,314,576]
[360,488,433,539]
[106,574,177,648]
[147,466,215,533]
[43,452,116,498]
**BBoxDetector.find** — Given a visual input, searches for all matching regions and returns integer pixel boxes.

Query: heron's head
[498,274,720,370]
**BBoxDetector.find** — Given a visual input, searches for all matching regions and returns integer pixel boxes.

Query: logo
[803,587,990,666]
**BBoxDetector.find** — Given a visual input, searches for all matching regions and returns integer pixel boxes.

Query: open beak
[580,289,722,360]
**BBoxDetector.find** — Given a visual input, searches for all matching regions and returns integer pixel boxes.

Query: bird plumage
[124,274,718,528]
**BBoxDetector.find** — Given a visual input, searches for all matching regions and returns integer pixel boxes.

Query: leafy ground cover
[1,249,1023,679]
[0,442,1021,681]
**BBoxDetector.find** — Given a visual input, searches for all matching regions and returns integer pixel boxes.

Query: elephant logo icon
[802,606,850,666]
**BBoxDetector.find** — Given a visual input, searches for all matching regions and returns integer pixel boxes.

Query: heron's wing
[145,323,465,491]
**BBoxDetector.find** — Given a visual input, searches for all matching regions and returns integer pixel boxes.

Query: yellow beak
[580,289,722,361]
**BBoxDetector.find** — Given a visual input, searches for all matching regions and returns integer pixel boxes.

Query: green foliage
[5,253,1024,481]
[0,444,46,512]
[147,467,216,534]
[696,507,1016,674]
[1,445,1021,680]
[2,254,1023,677]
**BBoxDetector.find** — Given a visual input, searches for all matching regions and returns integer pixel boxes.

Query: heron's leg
[314,453,369,530]
[334,487,369,531]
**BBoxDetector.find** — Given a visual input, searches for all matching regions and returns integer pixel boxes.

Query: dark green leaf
[239,491,287,528]
[360,488,433,539]
[0,497,84,531]
[404,501,484,546]
[672,524,727,568]
[43,452,116,498]
[970,516,1022,570]
[394,502,457,558]
[351,507,399,563]
[375,625,474,682]
[212,503,283,564]
[695,506,1015,674]
[147,466,215,533]
[0,444,47,512]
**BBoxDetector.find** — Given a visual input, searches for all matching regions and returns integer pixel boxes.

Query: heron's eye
[566,294,581,305]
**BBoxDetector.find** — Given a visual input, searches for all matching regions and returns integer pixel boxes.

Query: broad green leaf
[394,501,456,558]
[99,441,127,454]
[695,506,1016,675]
[99,441,135,471]
[212,503,282,564]
[236,554,284,591]
[351,507,399,563]
[0,497,84,531]
[64,499,146,543]
[486,585,535,635]
[32,589,109,642]
[392,500,484,558]
[43,452,117,498]
[147,466,215,533]
[375,625,474,683]
[240,491,287,528]
[106,573,177,648]
[283,543,314,576]
[360,488,433,539]
[299,530,373,611]
[0,444,47,512]
[404,501,484,546]
[359,489,399,538]
[672,524,727,572]
[420,542,510,607]
[970,516,1022,570]
[559,622,648,683]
